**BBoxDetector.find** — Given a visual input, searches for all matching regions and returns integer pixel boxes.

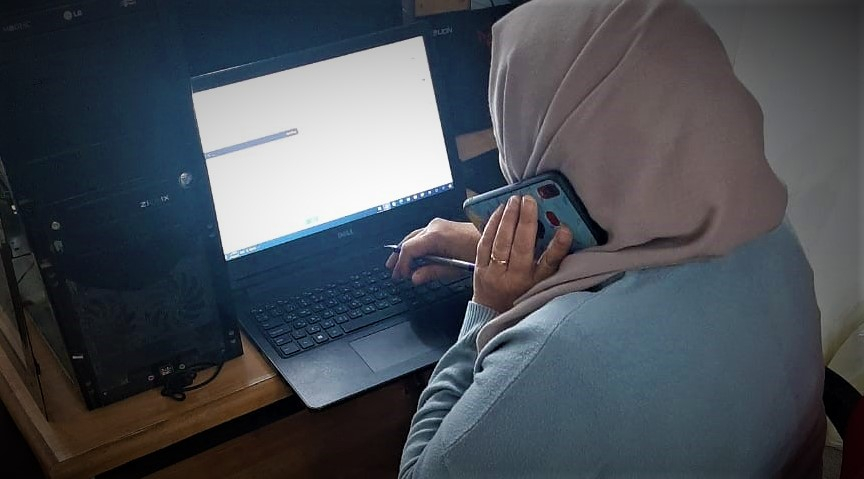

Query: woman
[387,0,825,477]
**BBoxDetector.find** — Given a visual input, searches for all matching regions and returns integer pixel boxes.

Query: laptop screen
[192,35,454,261]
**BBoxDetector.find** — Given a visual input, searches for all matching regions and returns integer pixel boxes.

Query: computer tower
[420,6,515,193]
[0,0,242,410]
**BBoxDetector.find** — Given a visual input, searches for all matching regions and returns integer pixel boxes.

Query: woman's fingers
[410,264,461,285]
[476,204,506,267]
[489,196,521,268]
[390,227,425,279]
[508,195,539,274]
[534,226,572,282]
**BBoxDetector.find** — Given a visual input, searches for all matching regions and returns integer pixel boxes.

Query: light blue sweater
[399,223,825,478]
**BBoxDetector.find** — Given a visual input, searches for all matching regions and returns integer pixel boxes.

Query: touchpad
[350,321,446,373]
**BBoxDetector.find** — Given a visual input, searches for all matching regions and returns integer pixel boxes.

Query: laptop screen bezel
[189,22,466,282]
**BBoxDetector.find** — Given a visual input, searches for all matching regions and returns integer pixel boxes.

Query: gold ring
[490,253,509,266]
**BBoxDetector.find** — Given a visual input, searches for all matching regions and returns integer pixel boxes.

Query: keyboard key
[348,300,363,310]
[335,314,349,324]
[362,296,376,305]
[321,319,335,329]
[374,291,387,300]
[291,330,307,339]
[389,296,403,305]
[292,320,307,329]
[325,299,339,308]
[280,342,301,357]
[297,309,312,317]
[348,309,363,319]
[312,332,328,344]
[321,310,334,319]
[333,305,348,314]
[311,304,326,312]
[259,320,283,330]
[298,337,315,349]
[449,284,470,294]
[268,326,290,338]
[352,290,365,299]
[272,334,292,346]
[307,315,322,324]
[298,298,312,307]
[342,302,409,333]
[361,304,377,315]
[375,300,390,310]
[306,325,322,334]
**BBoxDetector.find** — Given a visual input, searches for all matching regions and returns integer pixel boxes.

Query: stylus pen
[384,244,475,272]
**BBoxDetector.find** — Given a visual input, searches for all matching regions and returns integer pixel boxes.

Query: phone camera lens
[537,184,560,199]
[546,211,560,226]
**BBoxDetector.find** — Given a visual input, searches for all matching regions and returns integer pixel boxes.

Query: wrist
[470,294,510,315]
[460,301,499,338]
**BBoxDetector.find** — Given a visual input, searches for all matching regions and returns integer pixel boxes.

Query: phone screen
[464,175,602,257]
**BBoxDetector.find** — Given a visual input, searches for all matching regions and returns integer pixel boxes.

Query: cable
[160,360,225,401]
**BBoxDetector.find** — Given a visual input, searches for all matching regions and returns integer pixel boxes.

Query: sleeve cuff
[459,301,499,339]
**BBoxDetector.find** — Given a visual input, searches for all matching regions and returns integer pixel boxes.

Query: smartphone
[462,171,607,257]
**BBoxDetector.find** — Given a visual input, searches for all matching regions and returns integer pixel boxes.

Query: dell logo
[337,228,355,239]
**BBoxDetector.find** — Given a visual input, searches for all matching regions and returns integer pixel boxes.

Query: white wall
[694,0,862,359]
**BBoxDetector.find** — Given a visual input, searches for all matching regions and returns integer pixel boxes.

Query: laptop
[189,23,472,409]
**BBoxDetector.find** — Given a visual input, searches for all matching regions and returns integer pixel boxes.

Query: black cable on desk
[160,360,225,401]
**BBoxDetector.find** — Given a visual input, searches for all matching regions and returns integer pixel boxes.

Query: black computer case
[0,0,405,410]
[0,0,243,410]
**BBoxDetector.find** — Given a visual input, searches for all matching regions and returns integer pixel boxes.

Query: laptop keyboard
[249,266,472,358]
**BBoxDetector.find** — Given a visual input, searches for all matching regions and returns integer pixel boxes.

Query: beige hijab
[476,0,787,350]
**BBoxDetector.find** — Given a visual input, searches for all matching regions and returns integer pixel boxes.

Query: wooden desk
[0,322,291,479]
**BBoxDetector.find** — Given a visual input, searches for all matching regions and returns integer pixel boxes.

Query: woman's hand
[472,195,572,313]
[386,218,481,284]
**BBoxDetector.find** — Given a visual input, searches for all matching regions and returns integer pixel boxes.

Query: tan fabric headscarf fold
[476,0,788,350]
